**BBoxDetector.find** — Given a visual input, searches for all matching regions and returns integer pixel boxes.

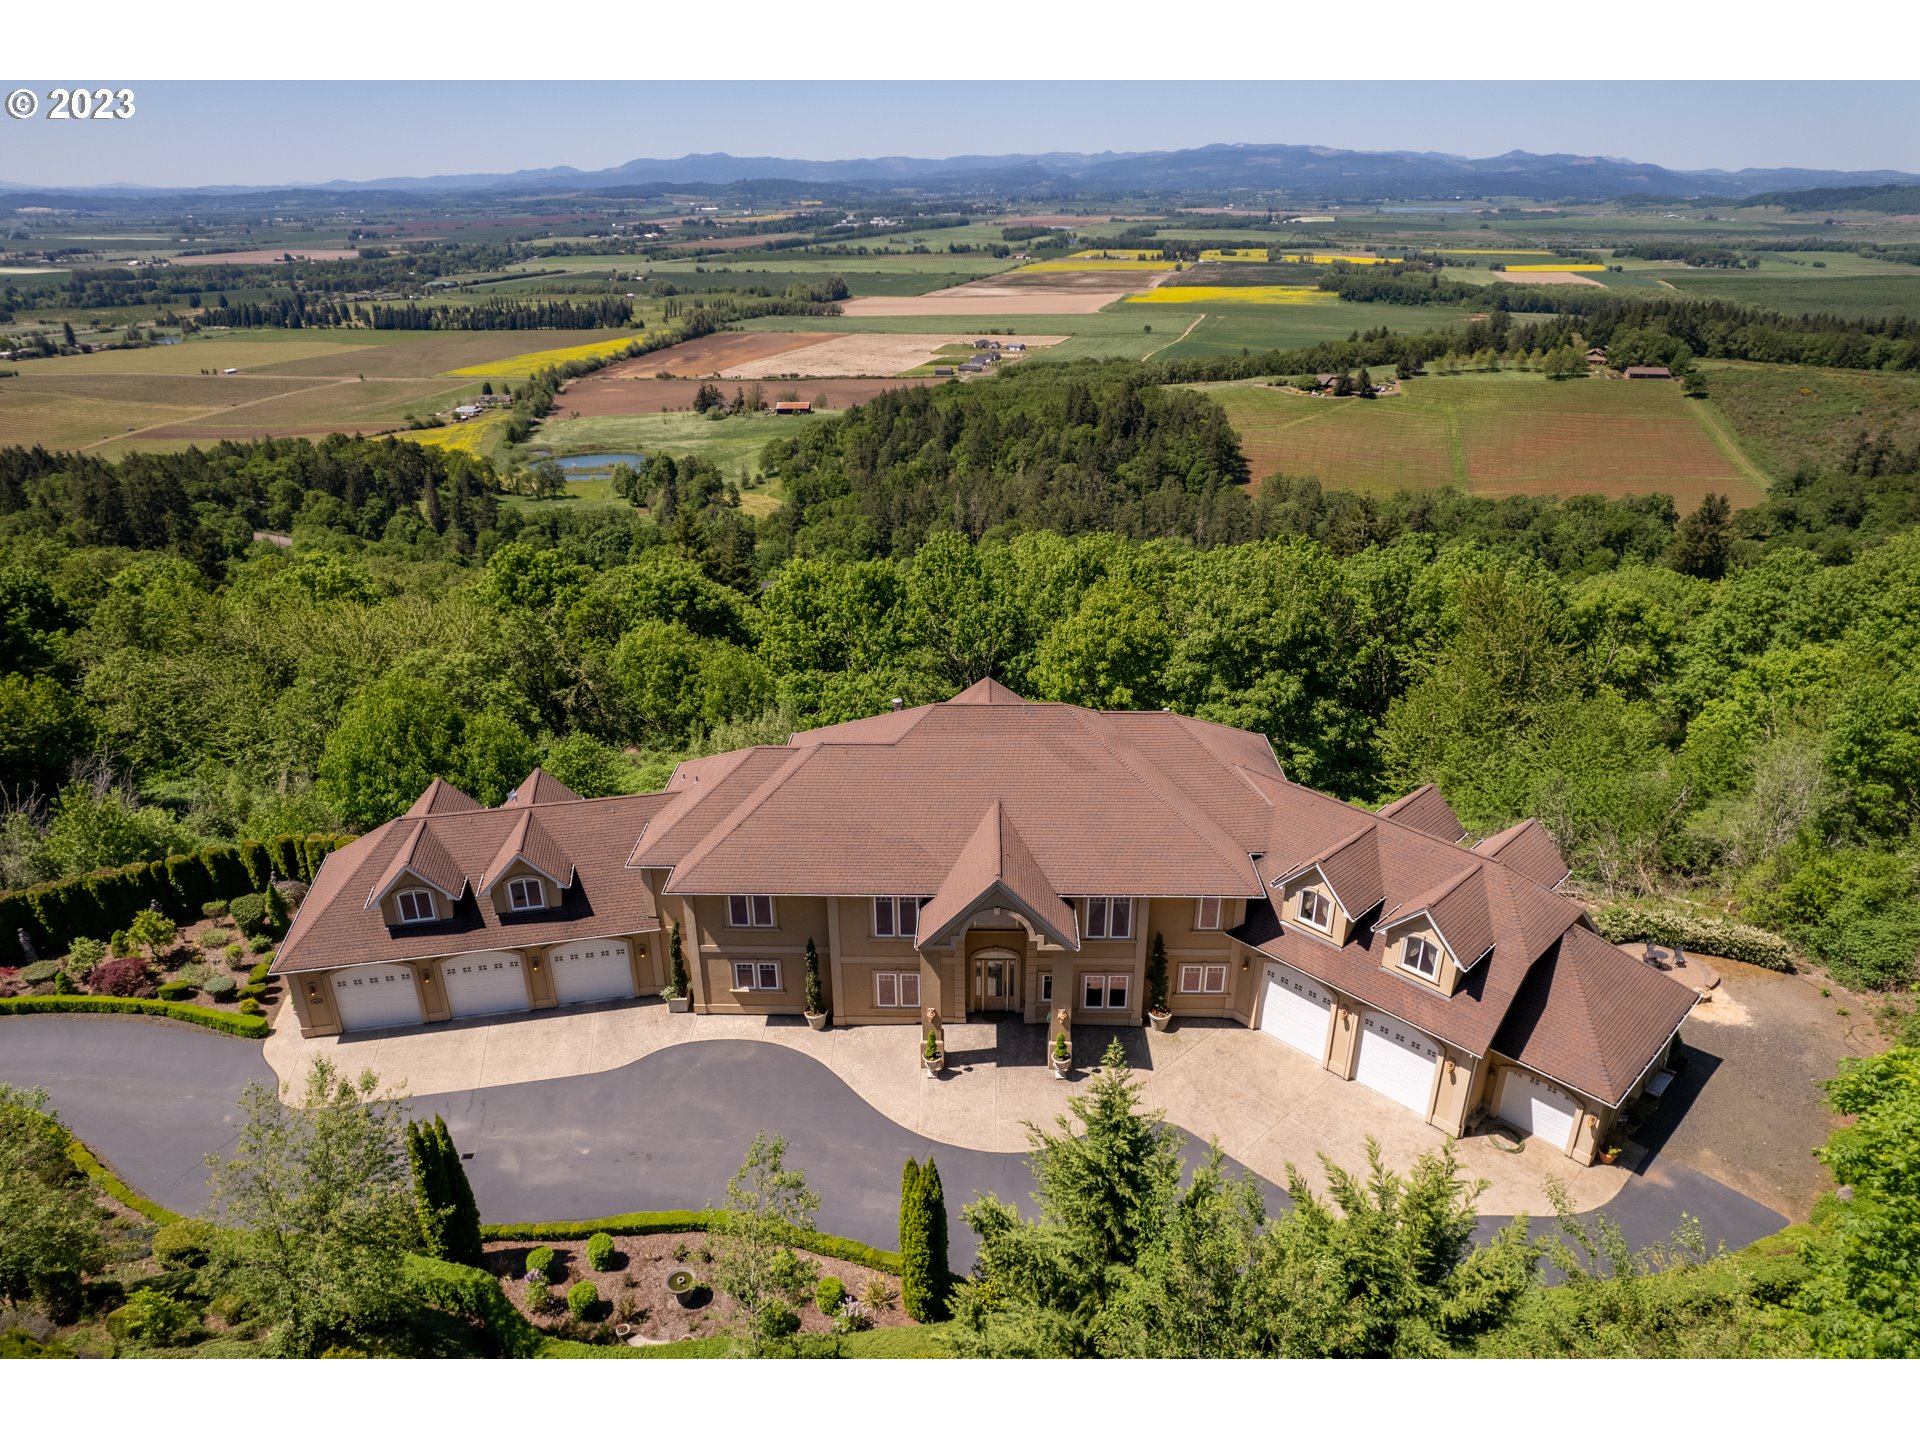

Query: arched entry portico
[967,942,1023,1013]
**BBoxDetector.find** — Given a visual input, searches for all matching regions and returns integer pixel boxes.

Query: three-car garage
[324,936,642,1033]
[549,939,637,1005]
[439,952,532,1018]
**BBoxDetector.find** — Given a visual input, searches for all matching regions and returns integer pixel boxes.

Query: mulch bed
[483,1232,914,1346]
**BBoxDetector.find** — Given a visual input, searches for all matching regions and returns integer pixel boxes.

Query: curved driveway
[1,1017,1786,1268]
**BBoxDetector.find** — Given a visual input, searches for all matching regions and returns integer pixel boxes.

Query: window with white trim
[505,877,545,912]
[873,971,921,1009]
[1295,888,1331,931]
[727,895,776,928]
[1081,972,1131,1010]
[1039,972,1053,1004]
[1179,963,1228,995]
[1195,896,1222,931]
[731,960,783,992]
[394,888,435,924]
[1084,896,1134,940]
[872,896,928,939]
[1401,934,1441,980]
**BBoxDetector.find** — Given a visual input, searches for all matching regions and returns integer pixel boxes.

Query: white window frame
[872,896,925,940]
[727,895,776,929]
[1295,888,1331,931]
[1084,896,1134,941]
[394,888,435,924]
[873,971,921,1009]
[1195,896,1222,931]
[505,876,545,912]
[731,960,783,992]
[1081,972,1131,1010]
[1401,934,1441,980]
[1179,963,1228,995]
[1039,971,1053,1004]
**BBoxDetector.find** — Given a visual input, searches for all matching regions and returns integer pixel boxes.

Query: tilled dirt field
[838,270,1164,316]
[718,332,1065,378]
[601,331,838,376]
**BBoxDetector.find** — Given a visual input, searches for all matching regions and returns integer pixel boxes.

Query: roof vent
[504,788,518,804]
[889,697,903,712]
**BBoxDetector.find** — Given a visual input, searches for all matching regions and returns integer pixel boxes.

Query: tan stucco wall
[684,893,829,1016]
[1377,916,1462,996]
[486,858,563,915]
[1278,872,1351,946]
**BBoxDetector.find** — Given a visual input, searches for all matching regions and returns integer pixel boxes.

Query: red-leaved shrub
[88,957,149,997]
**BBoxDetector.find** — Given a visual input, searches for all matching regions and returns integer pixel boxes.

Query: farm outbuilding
[1623,366,1674,380]
[771,400,813,415]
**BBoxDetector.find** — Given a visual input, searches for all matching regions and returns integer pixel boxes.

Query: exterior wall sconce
[1240,957,1250,971]
[529,956,541,972]
[306,984,317,1001]
[421,971,433,985]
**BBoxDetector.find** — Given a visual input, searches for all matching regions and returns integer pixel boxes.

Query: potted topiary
[1146,931,1172,1032]
[1051,1027,1073,1079]
[662,921,692,1013]
[921,1009,944,1078]
[803,937,827,1031]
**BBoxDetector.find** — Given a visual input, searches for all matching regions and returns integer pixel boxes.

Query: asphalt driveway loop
[1628,957,1874,1222]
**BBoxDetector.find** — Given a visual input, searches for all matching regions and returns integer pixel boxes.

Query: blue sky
[3,80,1917,188]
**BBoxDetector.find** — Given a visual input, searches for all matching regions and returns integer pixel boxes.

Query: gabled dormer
[1272,825,1382,947]
[479,809,575,916]
[1376,866,1494,996]
[365,820,468,926]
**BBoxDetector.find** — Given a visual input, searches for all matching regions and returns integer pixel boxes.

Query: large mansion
[275,679,1698,1165]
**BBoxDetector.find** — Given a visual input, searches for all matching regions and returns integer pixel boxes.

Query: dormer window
[1401,934,1441,979]
[1296,889,1331,931]
[1085,896,1133,941]
[395,888,435,924]
[506,877,546,912]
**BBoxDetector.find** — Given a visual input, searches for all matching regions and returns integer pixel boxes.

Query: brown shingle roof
[1492,925,1698,1106]
[1383,865,1496,971]
[1472,819,1570,890]
[1376,783,1466,843]
[480,808,576,891]
[504,767,583,808]
[276,790,672,975]
[406,778,482,818]
[917,801,1078,950]
[365,820,469,907]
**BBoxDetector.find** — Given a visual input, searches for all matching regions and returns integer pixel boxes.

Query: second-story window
[395,888,435,924]
[873,896,926,939]
[727,895,775,928]
[1085,896,1133,941]
[1195,896,1222,930]
[1296,889,1331,931]
[506,877,545,912]
[1401,934,1441,979]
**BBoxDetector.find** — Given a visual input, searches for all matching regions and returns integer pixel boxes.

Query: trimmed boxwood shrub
[151,1220,217,1269]
[1591,902,1795,972]
[227,893,268,935]
[481,1211,902,1274]
[816,1275,846,1315]
[402,1254,544,1358]
[201,901,228,920]
[0,995,269,1039]
[566,1279,598,1320]
[238,997,261,1016]
[156,981,196,1001]
[247,960,272,986]
[585,1232,616,1272]
[525,1246,558,1281]
[248,935,273,955]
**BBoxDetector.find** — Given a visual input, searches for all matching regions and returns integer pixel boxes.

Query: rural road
[2,1016,1787,1269]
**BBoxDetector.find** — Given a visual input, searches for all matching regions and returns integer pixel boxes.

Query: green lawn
[525,408,821,497]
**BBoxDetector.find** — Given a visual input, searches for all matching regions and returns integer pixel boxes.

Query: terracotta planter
[1148,1009,1171,1033]
[666,994,692,1014]
[805,1011,828,1032]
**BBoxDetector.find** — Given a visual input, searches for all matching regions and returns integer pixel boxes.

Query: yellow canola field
[1436,248,1554,255]
[1125,286,1336,305]
[1019,258,1175,272]
[1275,253,1387,265]
[394,415,507,455]
[1504,264,1607,273]
[446,335,643,378]
[1200,248,1269,262]
[1069,248,1163,260]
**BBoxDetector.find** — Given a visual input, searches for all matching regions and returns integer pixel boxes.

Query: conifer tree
[263,882,289,933]
[900,1154,950,1322]
[434,1115,485,1266]
[404,1119,448,1259]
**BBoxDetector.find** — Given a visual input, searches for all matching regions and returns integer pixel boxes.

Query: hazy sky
[3,80,1916,188]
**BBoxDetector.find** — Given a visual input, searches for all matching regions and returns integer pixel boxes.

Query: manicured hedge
[1591,902,1796,972]
[480,1209,902,1274]
[0,995,270,1038]
[402,1254,546,1358]
[50,1126,185,1225]
[0,831,352,966]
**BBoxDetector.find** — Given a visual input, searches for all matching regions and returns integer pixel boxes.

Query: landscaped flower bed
[482,1233,914,1346]
[0,906,281,1020]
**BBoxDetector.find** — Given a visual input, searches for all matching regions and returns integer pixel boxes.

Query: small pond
[553,451,647,475]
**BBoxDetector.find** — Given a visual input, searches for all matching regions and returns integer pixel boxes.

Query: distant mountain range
[6,143,1918,202]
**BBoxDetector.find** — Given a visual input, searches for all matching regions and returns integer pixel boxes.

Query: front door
[972,953,1019,1012]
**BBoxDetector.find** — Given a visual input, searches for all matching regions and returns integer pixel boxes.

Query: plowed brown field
[600,332,838,377]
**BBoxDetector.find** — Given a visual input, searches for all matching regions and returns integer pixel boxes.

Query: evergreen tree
[262,881,289,933]
[1147,932,1169,1014]
[803,936,824,1016]
[433,1115,485,1266]
[667,920,689,998]
[921,1155,950,1320]
[404,1118,449,1258]
[1666,492,1733,581]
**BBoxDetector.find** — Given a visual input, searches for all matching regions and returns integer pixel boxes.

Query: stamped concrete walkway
[268,996,1626,1217]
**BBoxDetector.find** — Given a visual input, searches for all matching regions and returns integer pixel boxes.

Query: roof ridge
[661,745,820,889]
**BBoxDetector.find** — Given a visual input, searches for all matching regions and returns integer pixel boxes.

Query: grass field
[1194,371,1767,506]
[1701,360,1920,478]
[526,408,826,485]
[1653,272,1920,321]
[1014,258,1175,273]
[1155,302,1491,361]
[1504,264,1607,273]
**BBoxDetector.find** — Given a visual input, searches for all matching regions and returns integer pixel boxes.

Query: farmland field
[1700,360,1920,478]
[1652,271,1920,321]
[445,334,652,378]
[1125,286,1335,305]
[550,375,938,418]
[526,408,830,481]
[1194,372,1767,506]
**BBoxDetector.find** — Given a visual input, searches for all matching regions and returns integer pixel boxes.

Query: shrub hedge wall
[0,995,271,1038]
[480,1209,903,1274]
[1590,902,1797,972]
[0,832,352,966]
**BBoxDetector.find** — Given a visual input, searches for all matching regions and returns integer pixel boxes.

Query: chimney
[889,698,903,712]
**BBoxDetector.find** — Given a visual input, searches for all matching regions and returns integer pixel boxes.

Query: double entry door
[971,948,1021,1012]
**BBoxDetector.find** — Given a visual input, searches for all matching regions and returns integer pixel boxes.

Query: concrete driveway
[4,1012,1787,1269]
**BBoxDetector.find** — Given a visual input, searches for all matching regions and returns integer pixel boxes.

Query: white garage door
[1258,962,1333,1061]
[551,940,635,1006]
[440,952,530,1018]
[1353,1012,1440,1116]
[1497,1069,1578,1151]
[332,963,422,1031]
